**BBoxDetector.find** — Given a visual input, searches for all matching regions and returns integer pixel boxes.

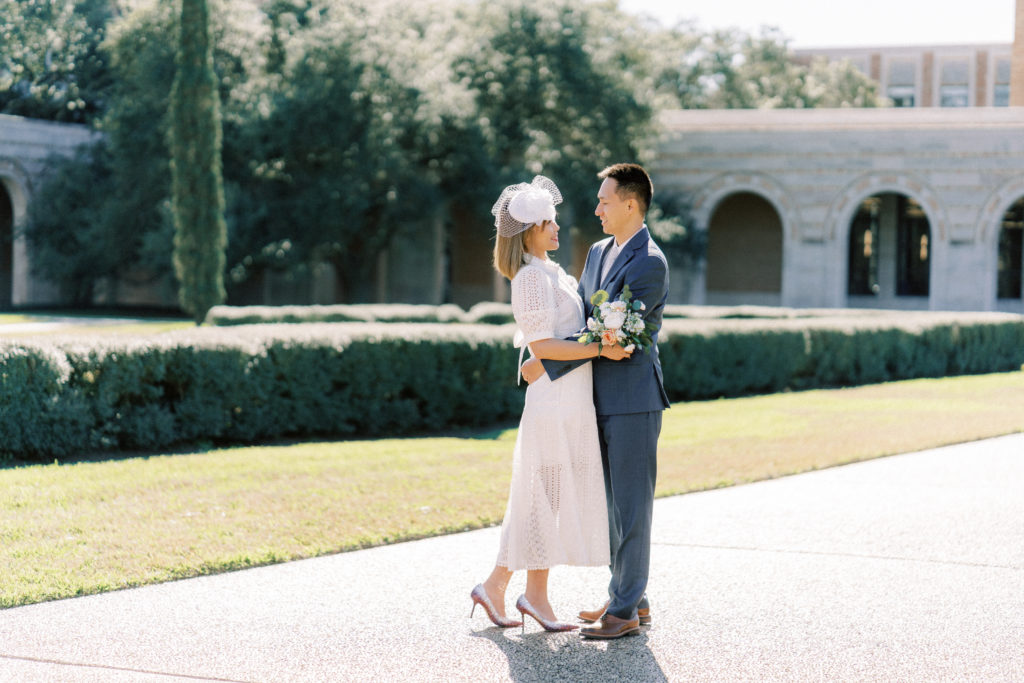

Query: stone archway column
[0,176,30,307]
[1012,0,1024,105]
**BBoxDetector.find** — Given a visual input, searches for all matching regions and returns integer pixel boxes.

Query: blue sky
[617,0,1016,48]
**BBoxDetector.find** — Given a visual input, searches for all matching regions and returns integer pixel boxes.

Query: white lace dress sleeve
[511,265,557,344]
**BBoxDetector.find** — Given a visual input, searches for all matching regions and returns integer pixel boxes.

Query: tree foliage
[453,0,654,240]
[652,25,882,110]
[16,0,884,308]
[169,0,227,323]
[231,2,441,300]
[0,0,115,123]
[25,143,114,303]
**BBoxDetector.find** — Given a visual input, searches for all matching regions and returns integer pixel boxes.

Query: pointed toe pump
[470,584,522,628]
[515,595,579,633]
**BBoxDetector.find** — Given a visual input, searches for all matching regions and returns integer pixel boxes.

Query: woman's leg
[523,569,557,621]
[482,565,514,617]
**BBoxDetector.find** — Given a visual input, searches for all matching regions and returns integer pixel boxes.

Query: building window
[997,197,1024,299]
[940,84,969,107]
[994,84,1010,107]
[994,58,1011,107]
[848,193,930,298]
[896,196,929,296]
[848,197,880,296]
[939,59,969,107]
[888,85,915,107]
[887,60,916,107]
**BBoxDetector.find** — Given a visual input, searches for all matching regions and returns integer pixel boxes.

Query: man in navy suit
[522,162,670,639]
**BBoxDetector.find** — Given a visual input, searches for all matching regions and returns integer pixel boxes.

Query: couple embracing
[470,163,670,640]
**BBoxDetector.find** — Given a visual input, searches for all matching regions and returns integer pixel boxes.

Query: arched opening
[847,192,930,308]
[0,182,13,309]
[996,197,1023,309]
[705,192,783,306]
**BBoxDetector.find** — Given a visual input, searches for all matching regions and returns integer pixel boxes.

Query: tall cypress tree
[169,0,226,324]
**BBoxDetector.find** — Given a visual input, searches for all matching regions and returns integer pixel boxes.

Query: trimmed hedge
[3,313,1023,459]
[0,324,521,458]
[205,302,516,326]
[206,301,921,327]
[658,313,1024,400]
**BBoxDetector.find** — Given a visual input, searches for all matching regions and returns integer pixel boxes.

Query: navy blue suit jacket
[541,227,670,416]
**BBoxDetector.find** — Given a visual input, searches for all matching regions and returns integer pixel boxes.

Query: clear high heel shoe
[515,595,579,633]
[470,584,523,628]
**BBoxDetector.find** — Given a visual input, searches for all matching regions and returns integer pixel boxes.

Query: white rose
[587,317,598,331]
[624,343,635,353]
[610,300,627,313]
[600,302,611,315]
[603,311,626,330]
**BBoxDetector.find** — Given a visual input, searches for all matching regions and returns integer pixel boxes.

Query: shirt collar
[613,224,647,250]
[524,253,559,272]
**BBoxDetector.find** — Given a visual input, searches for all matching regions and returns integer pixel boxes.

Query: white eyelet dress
[495,255,610,571]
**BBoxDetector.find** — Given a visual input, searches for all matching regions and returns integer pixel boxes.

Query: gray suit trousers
[598,410,661,620]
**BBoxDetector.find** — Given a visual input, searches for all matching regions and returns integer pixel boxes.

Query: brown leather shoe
[578,601,610,623]
[580,613,640,640]
[579,601,651,626]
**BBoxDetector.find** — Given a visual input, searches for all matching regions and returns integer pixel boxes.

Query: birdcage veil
[491,175,563,237]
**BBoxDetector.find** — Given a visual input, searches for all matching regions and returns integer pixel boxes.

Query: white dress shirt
[600,226,645,283]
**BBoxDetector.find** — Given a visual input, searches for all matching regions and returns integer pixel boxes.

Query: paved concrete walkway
[2,435,1022,682]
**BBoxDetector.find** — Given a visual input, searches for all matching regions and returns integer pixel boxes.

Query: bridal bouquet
[577,284,655,353]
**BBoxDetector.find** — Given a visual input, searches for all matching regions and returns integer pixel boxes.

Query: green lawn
[0,311,193,337]
[0,319,193,337]
[0,314,35,324]
[2,371,1022,608]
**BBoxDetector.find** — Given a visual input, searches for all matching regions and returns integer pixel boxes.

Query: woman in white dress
[470,176,630,632]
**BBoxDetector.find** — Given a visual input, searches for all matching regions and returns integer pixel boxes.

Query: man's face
[595,177,632,237]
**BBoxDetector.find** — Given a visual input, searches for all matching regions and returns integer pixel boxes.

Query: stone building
[649,1,1024,314]
[0,115,96,308]
[652,107,1024,313]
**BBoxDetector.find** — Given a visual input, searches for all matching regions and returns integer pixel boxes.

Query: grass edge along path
[2,370,1022,609]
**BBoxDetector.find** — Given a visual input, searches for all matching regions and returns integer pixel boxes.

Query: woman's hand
[599,343,632,361]
[521,357,545,384]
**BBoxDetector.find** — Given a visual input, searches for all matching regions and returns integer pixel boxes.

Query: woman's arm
[529,338,630,361]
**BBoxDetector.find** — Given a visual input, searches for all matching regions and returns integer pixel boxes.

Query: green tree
[229,0,469,301]
[802,57,883,108]
[652,25,882,110]
[453,0,655,241]
[0,0,116,123]
[24,143,115,303]
[19,0,881,309]
[169,0,227,323]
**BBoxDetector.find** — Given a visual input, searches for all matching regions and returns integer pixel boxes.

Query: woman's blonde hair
[493,222,541,281]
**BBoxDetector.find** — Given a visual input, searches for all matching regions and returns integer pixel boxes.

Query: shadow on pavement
[469,625,668,682]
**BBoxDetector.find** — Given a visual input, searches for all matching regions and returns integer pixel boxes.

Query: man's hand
[521,357,545,384]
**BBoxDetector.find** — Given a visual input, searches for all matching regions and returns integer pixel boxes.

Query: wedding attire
[540,226,670,623]
[495,254,610,571]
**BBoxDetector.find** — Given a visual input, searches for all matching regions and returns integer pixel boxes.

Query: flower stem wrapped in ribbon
[577,284,655,353]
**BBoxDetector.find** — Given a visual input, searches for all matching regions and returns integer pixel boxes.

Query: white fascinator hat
[491,175,563,238]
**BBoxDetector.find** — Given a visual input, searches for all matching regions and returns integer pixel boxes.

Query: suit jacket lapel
[584,238,614,305]
[601,227,649,290]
